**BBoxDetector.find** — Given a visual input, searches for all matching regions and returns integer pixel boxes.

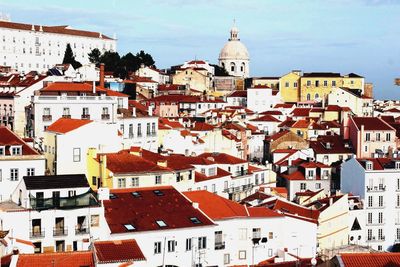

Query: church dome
[218,24,249,61]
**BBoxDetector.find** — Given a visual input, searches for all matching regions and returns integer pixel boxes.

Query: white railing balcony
[35,95,115,102]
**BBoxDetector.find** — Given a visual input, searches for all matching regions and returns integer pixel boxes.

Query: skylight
[131,191,141,198]
[124,224,135,231]
[109,193,117,199]
[156,220,167,227]
[153,190,164,196]
[189,217,202,224]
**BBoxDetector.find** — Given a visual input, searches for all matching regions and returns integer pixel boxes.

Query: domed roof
[219,24,249,61]
[219,40,249,60]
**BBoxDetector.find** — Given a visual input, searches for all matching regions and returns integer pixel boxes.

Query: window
[368,196,373,207]
[378,212,383,223]
[55,240,65,252]
[0,169,2,182]
[368,212,372,224]
[33,242,41,254]
[152,122,156,135]
[190,217,202,224]
[124,224,135,231]
[73,148,81,162]
[285,82,289,87]
[386,133,391,141]
[131,177,139,187]
[367,229,372,240]
[300,183,306,190]
[156,220,167,227]
[137,123,142,137]
[186,238,192,251]
[332,80,336,87]
[269,232,274,239]
[294,82,298,87]
[117,178,126,188]
[315,80,320,87]
[315,183,321,189]
[167,240,175,252]
[253,228,261,238]
[323,80,328,87]
[378,228,383,240]
[154,242,162,254]
[379,196,383,207]
[82,107,89,115]
[224,254,230,264]
[11,146,21,155]
[198,236,206,249]
[376,133,380,141]
[306,94,311,101]
[63,107,70,116]
[212,184,216,193]
[155,175,161,185]
[91,215,99,227]
[102,107,109,114]
[239,228,247,240]
[0,146,4,156]
[10,168,18,181]
[239,250,247,260]
[27,168,35,176]
[146,123,151,136]
[306,80,311,86]
[365,133,370,141]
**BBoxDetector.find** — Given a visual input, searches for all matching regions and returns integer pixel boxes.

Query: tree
[211,64,229,76]
[136,50,155,67]
[62,43,82,69]
[99,51,121,73]
[88,48,101,66]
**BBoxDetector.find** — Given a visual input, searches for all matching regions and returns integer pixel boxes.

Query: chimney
[39,25,43,32]
[192,202,199,209]
[157,160,167,167]
[148,105,153,116]
[99,63,105,88]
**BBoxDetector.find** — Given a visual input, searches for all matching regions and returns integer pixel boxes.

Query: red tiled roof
[260,110,283,116]
[0,21,113,39]
[40,82,107,93]
[251,114,281,122]
[292,119,311,129]
[106,89,129,97]
[99,150,171,174]
[0,127,39,155]
[309,135,353,155]
[191,122,214,131]
[158,84,184,91]
[16,251,95,267]
[195,167,231,182]
[140,150,194,171]
[278,118,296,128]
[356,157,394,171]
[158,118,184,129]
[184,190,282,220]
[187,60,207,64]
[228,90,247,97]
[198,152,247,164]
[94,239,146,263]
[352,117,394,131]
[274,103,295,109]
[325,105,342,112]
[129,100,149,116]
[338,252,400,267]
[265,130,290,141]
[385,108,400,113]
[291,108,311,117]
[129,75,157,83]
[46,118,92,134]
[104,186,214,233]
[273,199,319,222]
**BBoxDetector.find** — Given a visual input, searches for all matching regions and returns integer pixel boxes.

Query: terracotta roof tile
[46,118,92,134]
[352,117,394,131]
[198,152,247,164]
[40,82,106,93]
[94,239,146,263]
[16,251,94,267]
[339,252,400,267]
[0,126,40,155]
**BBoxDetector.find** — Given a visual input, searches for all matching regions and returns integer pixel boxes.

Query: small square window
[153,190,164,196]
[124,224,135,231]
[156,220,167,227]
[239,250,247,259]
[131,191,141,198]
[190,217,202,224]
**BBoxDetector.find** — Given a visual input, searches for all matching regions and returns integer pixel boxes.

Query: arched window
[230,62,235,72]
[315,93,319,99]
[221,62,225,68]
[241,62,245,72]
[306,94,311,101]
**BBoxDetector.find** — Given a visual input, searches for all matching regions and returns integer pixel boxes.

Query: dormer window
[124,224,135,231]
[208,167,216,176]
[156,220,167,227]
[307,169,315,179]
[366,161,373,171]
[10,146,22,156]
[0,146,4,156]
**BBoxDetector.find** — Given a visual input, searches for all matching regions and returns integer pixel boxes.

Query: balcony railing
[30,229,45,238]
[366,186,386,192]
[62,114,71,119]
[101,114,110,120]
[42,115,52,121]
[75,226,89,235]
[53,227,68,236]
[81,114,90,120]
[214,241,225,250]
[29,189,99,210]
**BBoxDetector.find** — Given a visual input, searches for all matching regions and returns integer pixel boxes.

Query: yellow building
[279,71,365,103]
[172,67,212,93]
[279,71,301,103]
[289,119,312,140]
[252,77,280,89]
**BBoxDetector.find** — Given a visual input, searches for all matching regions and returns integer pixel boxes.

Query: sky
[0,0,399,99]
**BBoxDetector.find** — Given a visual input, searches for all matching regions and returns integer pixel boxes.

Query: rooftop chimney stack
[100,63,105,88]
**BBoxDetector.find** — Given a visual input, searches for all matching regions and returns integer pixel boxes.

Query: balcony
[29,189,99,210]
[53,227,68,237]
[101,114,110,120]
[366,185,386,192]
[75,226,89,235]
[42,115,52,121]
[62,114,71,119]
[81,114,90,120]
[30,229,45,239]
[214,241,225,250]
